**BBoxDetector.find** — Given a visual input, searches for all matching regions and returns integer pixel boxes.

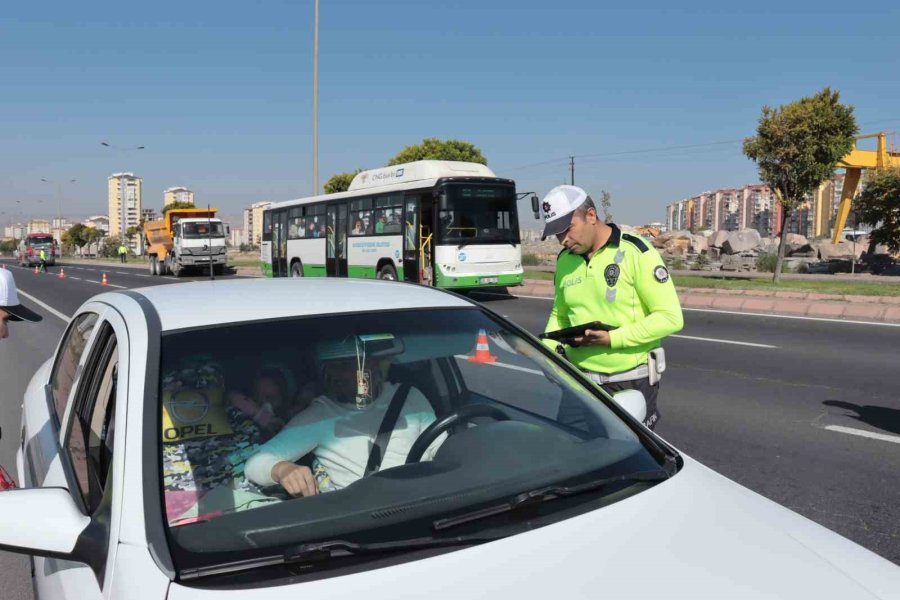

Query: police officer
[118,244,128,263]
[38,248,49,272]
[540,185,683,429]
[0,269,42,340]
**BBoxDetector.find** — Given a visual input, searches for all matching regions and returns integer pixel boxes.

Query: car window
[159,309,663,575]
[51,312,100,424]
[66,324,118,513]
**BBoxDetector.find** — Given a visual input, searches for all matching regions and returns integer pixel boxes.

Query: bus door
[403,195,420,283]
[326,202,348,277]
[273,210,289,277]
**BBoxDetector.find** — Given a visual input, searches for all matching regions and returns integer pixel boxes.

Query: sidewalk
[517,279,900,323]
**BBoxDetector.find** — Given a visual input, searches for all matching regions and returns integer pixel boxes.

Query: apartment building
[164,186,195,207]
[243,201,273,246]
[108,173,143,252]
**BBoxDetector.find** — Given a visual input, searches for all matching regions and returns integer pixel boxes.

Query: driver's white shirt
[245,382,439,489]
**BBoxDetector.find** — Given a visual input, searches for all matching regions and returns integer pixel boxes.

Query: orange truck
[143,208,227,277]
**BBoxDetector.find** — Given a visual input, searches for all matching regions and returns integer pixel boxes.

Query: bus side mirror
[531,194,540,220]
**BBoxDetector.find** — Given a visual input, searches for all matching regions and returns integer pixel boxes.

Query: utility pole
[312,0,320,195]
[569,156,575,186]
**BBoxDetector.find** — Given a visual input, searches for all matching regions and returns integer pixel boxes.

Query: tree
[162,201,195,214]
[0,239,17,254]
[854,167,900,253]
[83,227,104,256]
[100,235,122,258]
[743,88,857,282]
[324,169,362,194]
[387,138,487,166]
[599,190,613,223]
[62,223,88,255]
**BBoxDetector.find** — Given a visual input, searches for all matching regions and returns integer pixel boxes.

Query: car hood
[169,457,900,600]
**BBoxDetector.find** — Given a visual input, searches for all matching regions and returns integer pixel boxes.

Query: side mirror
[0,488,89,560]
[531,194,540,220]
[612,389,647,424]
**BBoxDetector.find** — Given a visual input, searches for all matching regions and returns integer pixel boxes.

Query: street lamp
[40,178,77,244]
[312,0,320,194]
[100,142,145,249]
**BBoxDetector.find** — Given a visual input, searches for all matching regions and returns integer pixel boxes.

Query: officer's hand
[271,462,318,497]
[573,329,611,347]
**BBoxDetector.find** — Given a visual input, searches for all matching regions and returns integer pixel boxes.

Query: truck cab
[144,209,228,277]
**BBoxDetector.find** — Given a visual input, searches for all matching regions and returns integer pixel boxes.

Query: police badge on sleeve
[653,266,670,283]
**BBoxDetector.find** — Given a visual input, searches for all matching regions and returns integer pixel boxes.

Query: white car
[2,279,898,599]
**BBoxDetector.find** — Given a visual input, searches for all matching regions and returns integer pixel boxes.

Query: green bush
[522,253,541,266]
[692,253,710,271]
[756,253,791,273]
[667,256,685,270]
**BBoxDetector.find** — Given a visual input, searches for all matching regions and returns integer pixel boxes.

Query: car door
[31,312,127,599]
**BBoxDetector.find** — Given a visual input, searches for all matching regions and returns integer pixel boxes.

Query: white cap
[540,185,591,240]
[0,270,42,322]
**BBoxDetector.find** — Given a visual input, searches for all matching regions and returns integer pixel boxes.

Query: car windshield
[28,235,54,246]
[159,308,665,574]
[182,222,225,238]
[437,183,519,245]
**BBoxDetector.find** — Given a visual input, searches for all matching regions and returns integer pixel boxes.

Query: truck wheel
[377,264,398,281]
[290,262,303,278]
[149,256,157,275]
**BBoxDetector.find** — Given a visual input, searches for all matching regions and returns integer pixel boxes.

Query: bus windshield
[182,222,225,239]
[437,183,519,245]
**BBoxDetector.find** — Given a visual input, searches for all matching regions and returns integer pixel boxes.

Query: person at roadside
[118,244,128,263]
[0,269,42,340]
[540,185,683,430]
[245,341,441,497]
[38,248,49,273]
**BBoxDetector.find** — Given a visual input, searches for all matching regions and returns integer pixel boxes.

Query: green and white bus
[260,160,524,288]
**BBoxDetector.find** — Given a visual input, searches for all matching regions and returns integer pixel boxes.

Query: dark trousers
[602,377,660,430]
[39,259,48,273]
[120,254,126,263]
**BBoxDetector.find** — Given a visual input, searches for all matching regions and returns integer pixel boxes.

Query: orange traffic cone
[101,273,108,287]
[58,268,65,279]
[468,328,497,363]
[34,265,39,274]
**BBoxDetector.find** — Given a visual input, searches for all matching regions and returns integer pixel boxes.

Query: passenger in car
[227,364,315,441]
[244,348,442,498]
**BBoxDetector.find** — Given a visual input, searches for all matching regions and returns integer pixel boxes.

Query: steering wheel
[406,404,510,464]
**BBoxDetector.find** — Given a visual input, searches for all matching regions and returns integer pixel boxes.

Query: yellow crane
[832,132,900,243]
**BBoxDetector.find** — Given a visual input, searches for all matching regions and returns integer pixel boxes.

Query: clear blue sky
[2,0,898,229]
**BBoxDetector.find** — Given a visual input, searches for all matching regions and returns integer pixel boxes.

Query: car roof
[116,278,474,332]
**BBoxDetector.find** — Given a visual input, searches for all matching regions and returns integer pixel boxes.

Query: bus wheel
[290,262,303,278]
[377,264,397,281]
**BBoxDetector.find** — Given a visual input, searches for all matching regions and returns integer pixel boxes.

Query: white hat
[540,185,591,240]
[0,270,42,322]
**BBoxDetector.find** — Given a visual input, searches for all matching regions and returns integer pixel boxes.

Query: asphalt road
[0,260,898,598]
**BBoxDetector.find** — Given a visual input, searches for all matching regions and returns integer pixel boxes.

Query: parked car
[805,258,856,274]
[2,279,898,599]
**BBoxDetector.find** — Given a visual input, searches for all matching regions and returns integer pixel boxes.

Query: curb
[515,279,900,324]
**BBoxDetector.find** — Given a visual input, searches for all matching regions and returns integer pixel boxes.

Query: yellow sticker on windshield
[162,386,233,442]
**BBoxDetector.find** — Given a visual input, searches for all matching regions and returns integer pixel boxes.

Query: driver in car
[245,338,442,497]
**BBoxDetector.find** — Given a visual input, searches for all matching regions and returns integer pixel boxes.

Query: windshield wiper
[179,534,501,580]
[433,469,671,532]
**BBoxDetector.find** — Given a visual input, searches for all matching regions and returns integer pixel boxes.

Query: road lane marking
[467,290,900,329]
[69,277,82,280]
[14,289,70,323]
[671,334,777,349]
[681,307,900,328]
[453,355,543,376]
[824,425,900,445]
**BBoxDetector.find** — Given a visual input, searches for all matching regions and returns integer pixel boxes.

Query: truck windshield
[28,235,54,246]
[437,183,519,245]
[182,222,225,239]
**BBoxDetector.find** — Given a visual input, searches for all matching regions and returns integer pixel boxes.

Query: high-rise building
[4,224,28,239]
[164,187,194,207]
[83,215,110,234]
[108,173,143,252]
[243,201,272,246]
